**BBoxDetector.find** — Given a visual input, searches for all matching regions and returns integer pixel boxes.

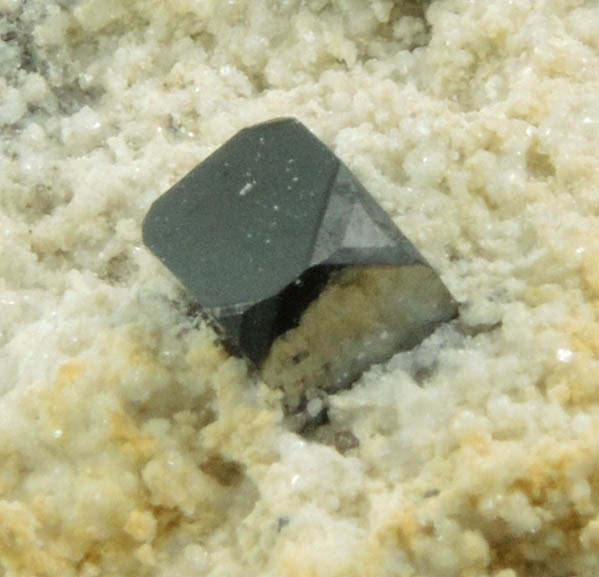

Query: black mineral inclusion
[143,118,457,385]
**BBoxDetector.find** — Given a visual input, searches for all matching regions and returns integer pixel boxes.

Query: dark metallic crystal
[143,118,457,404]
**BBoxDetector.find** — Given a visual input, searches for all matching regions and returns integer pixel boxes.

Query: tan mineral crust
[1,1,598,576]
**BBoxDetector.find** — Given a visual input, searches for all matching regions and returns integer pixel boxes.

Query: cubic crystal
[142,118,458,414]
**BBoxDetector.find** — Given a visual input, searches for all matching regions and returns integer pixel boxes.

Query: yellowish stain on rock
[376,426,599,576]
[201,357,280,465]
[0,500,75,577]
[0,325,258,577]
[56,359,87,385]
[110,410,158,460]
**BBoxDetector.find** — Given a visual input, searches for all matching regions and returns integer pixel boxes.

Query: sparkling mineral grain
[143,118,457,411]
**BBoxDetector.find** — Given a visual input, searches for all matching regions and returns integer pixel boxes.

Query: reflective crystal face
[261,264,458,414]
[143,118,458,415]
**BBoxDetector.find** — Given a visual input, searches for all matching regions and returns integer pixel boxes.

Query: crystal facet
[143,118,458,410]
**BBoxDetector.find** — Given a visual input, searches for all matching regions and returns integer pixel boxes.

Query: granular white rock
[1,1,598,576]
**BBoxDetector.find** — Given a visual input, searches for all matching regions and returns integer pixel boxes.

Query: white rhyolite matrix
[1,1,599,576]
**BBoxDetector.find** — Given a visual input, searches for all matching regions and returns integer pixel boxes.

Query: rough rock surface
[1,1,598,576]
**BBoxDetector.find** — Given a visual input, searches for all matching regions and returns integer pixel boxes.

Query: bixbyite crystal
[143,118,457,411]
